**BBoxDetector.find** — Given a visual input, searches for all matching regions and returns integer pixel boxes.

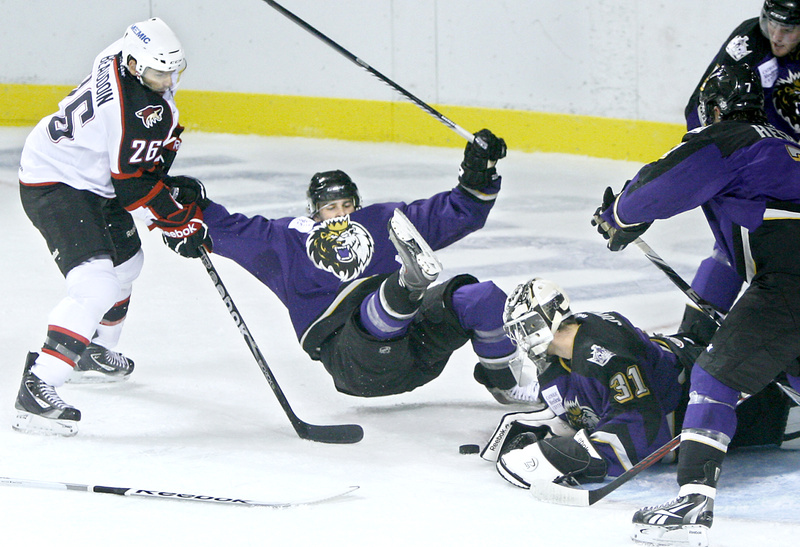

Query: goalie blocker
[497,429,607,489]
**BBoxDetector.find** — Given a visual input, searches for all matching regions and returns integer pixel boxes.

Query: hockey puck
[459,444,480,455]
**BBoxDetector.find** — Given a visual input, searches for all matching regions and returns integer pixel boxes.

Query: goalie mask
[122,17,187,94]
[306,170,362,217]
[503,278,572,359]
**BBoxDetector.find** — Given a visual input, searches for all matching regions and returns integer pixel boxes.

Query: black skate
[68,343,134,383]
[632,493,713,547]
[387,209,442,298]
[13,352,81,436]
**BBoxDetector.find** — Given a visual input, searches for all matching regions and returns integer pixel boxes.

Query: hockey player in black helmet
[169,129,544,406]
[595,61,800,545]
[680,0,800,351]
[306,170,362,219]
[697,64,767,126]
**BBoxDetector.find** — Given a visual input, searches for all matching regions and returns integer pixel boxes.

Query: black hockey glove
[458,128,507,190]
[591,186,651,252]
[167,175,210,209]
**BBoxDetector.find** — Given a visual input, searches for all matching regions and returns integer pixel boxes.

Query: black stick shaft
[200,249,363,444]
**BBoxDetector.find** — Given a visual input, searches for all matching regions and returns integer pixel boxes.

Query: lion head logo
[306,216,374,281]
[563,396,600,431]
[773,69,800,133]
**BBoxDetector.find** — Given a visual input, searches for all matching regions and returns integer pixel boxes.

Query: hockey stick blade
[0,476,358,508]
[261,0,475,143]
[529,435,681,507]
[200,249,363,444]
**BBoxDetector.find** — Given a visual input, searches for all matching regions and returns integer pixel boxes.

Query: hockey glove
[481,407,576,463]
[591,186,651,252]
[497,429,607,489]
[458,129,507,190]
[167,175,210,209]
[158,204,213,259]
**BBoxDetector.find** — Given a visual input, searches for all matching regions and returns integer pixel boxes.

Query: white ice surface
[0,127,797,546]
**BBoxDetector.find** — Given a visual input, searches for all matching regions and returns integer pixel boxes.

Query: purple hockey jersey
[604,120,800,283]
[537,312,690,477]
[203,180,498,353]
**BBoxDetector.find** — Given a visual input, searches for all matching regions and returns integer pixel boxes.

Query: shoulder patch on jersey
[288,216,315,233]
[135,105,164,128]
[758,57,779,88]
[726,35,752,61]
[587,344,615,367]
[541,385,565,415]
[787,144,800,161]
[306,215,374,281]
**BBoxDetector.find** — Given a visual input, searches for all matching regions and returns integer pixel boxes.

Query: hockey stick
[261,0,475,143]
[632,237,724,326]
[0,476,358,508]
[529,435,681,507]
[200,248,364,444]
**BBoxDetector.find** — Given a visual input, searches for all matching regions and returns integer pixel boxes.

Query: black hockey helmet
[698,64,765,126]
[761,0,800,26]
[306,170,361,217]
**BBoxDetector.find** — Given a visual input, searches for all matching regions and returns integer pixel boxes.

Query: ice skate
[68,343,134,383]
[13,352,80,436]
[388,209,442,297]
[632,493,713,547]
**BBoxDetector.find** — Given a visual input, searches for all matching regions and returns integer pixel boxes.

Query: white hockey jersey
[19,39,181,207]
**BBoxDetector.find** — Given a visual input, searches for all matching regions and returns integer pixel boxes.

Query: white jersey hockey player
[14,17,211,436]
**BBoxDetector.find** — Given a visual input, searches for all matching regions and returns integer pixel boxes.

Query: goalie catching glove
[481,406,576,463]
[458,129,507,191]
[591,185,651,251]
[497,429,607,489]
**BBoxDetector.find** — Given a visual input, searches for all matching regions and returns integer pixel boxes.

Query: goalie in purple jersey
[170,130,542,404]
[680,0,800,345]
[594,63,800,545]
[13,18,211,437]
[483,279,790,490]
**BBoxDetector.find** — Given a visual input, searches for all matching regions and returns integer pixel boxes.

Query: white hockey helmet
[121,17,186,92]
[503,278,572,358]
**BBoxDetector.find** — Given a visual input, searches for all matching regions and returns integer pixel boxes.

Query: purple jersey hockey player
[484,278,790,490]
[169,130,541,404]
[594,63,800,545]
[680,0,800,342]
[486,278,699,486]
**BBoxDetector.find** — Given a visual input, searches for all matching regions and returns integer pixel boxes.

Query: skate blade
[12,410,78,437]
[632,524,709,547]
[66,370,130,384]
[389,212,442,277]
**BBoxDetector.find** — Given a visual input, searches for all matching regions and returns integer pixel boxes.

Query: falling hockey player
[168,130,543,404]
[14,18,212,436]
[593,63,800,546]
